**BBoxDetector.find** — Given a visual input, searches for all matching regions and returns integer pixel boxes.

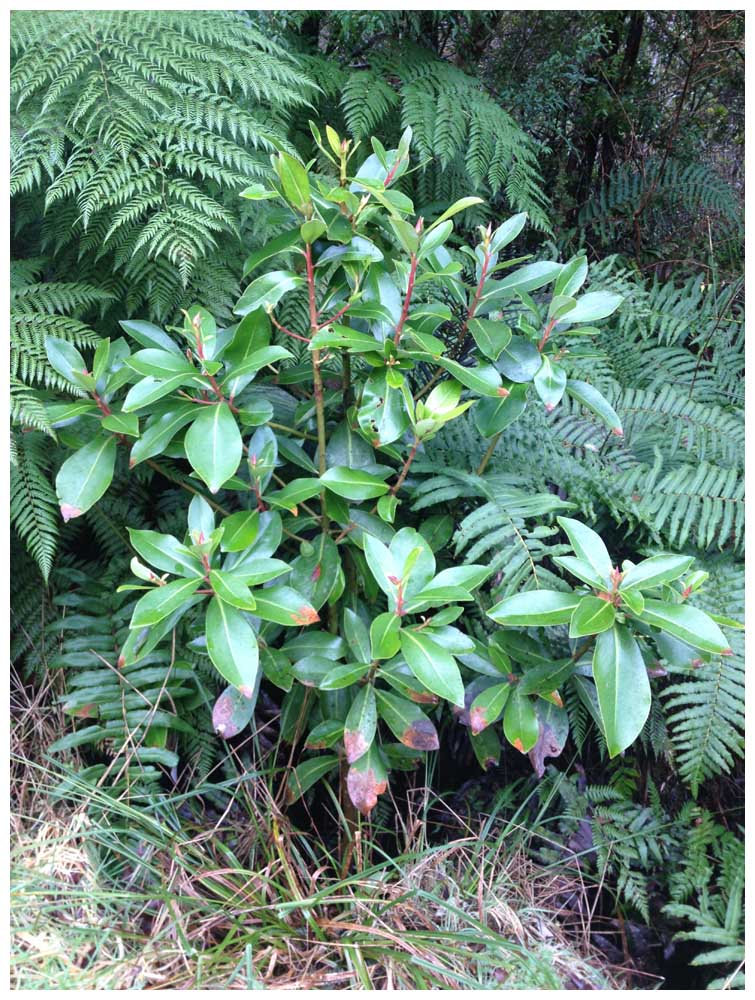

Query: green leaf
[129,403,197,466]
[484,261,561,304]
[569,595,616,638]
[56,434,116,522]
[276,151,311,214]
[474,384,527,437]
[265,478,322,512]
[620,588,645,616]
[320,662,370,691]
[563,291,623,325]
[377,494,398,523]
[130,578,202,628]
[557,516,613,585]
[220,510,259,552]
[305,720,344,750]
[235,270,305,317]
[592,624,651,757]
[363,535,400,604]
[621,554,695,592]
[209,570,256,611]
[221,346,292,397]
[185,403,241,494]
[554,256,588,298]
[534,355,566,411]
[321,466,390,500]
[205,596,260,695]
[128,528,204,577]
[252,585,319,627]
[639,599,730,654]
[552,555,607,591]
[370,612,401,660]
[188,494,214,543]
[468,318,512,360]
[212,686,257,738]
[243,229,300,276]
[566,380,623,436]
[100,411,139,437]
[425,196,483,232]
[286,756,338,803]
[122,374,193,412]
[503,687,539,753]
[344,685,377,763]
[45,337,91,389]
[127,349,195,378]
[433,358,502,396]
[119,320,182,355]
[310,326,377,353]
[489,213,527,253]
[343,608,371,662]
[496,336,541,383]
[400,629,464,707]
[469,683,511,735]
[488,589,580,626]
[375,688,439,750]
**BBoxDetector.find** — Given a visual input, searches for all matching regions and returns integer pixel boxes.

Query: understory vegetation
[10,10,744,990]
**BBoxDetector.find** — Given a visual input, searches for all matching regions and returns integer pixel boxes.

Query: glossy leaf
[569,595,616,638]
[252,585,319,627]
[488,589,580,626]
[621,554,695,592]
[375,688,439,750]
[400,628,464,707]
[344,684,377,763]
[592,624,651,757]
[343,608,371,662]
[566,380,623,436]
[503,687,539,753]
[469,682,511,735]
[370,612,401,660]
[185,402,242,494]
[557,517,613,585]
[639,599,730,654]
[321,466,390,500]
[212,686,256,737]
[129,528,204,577]
[130,578,202,628]
[286,756,339,803]
[55,434,116,522]
[205,596,260,695]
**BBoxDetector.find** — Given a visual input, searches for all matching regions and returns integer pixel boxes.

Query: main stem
[305,243,329,535]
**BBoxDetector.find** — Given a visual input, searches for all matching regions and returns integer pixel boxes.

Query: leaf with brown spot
[343,685,377,764]
[528,701,569,777]
[346,745,388,816]
[375,688,439,751]
[469,682,511,736]
[503,686,539,753]
[212,685,256,738]
[252,586,320,627]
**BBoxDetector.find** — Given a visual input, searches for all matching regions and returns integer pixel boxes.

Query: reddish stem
[393,253,418,346]
[317,301,352,330]
[270,313,311,343]
[537,317,558,353]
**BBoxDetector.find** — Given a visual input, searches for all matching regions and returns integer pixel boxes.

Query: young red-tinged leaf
[252,585,319,627]
[347,745,388,816]
[209,570,256,610]
[321,466,390,501]
[130,578,202,628]
[205,596,260,695]
[187,494,214,543]
[305,720,344,750]
[503,687,539,753]
[343,608,371,663]
[488,589,580,627]
[592,624,651,758]
[343,685,377,763]
[557,517,613,585]
[286,755,339,804]
[375,688,439,750]
[569,595,616,638]
[469,682,511,735]
[212,685,256,738]
[639,599,730,654]
[400,629,464,707]
[185,402,242,494]
[620,554,695,592]
[56,434,117,522]
[320,662,371,691]
[565,380,623,436]
[129,528,204,577]
[219,510,259,552]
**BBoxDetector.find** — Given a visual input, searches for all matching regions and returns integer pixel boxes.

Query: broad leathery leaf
[343,608,371,662]
[320,466,390,500]
[209,570,256,610]
[347,744,388,816]
[252,585,319,627]
[495,336,541,383]
[344,685,377,763]
[243,229,300,276]
[363,535,400,604]
[489,212,527,253]
[276,151,311,213]
[126,348,195,378]
[400,629,464,707]
[128,528,204,577]
[474,383,527,437]
[639,599,730,654]
[503,687,539,753]
[488,589,580,626]
[566,380,623,436]
[205,596,260,695]
[185,402,241,494]
[569,595,616,638]
[468,318,512,360]
[56,434,117,522]
[557,517,613,585]
[45,337,91,389]
[621,554,694,592]
[212,686,256,738]
[286,755,339,803]
[375,688,439,750]
[469,682,511,735]
[234,270,305,317]
[119,319,183,355]
[562,291,623,325]
[592,624,651,757]
[528,701,569,777]
[370,612,401,660]
[130,578,202,628]
[122,374,194,412]
[534,355,566,412]
[320,662,370,691]
[424,196,483,232]
[219,510,259,552]
[265,478,321,512]
[551,555,606,591]
[129,403,197,466]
